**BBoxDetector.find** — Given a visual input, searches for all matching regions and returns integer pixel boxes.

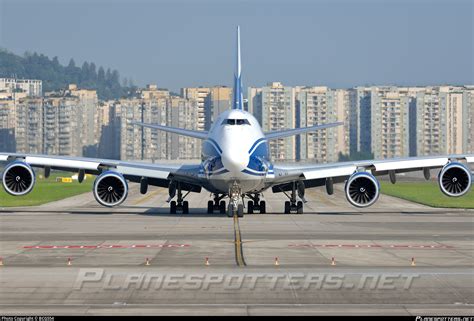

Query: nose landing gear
[228,182,243,217]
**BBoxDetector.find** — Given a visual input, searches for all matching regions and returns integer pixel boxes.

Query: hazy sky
[0,0,472,92]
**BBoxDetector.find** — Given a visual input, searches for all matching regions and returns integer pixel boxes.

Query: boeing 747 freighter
[1,27,473,216]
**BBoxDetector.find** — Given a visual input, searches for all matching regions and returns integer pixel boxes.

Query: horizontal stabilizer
[264,122,343,140]
[130,121,208,140]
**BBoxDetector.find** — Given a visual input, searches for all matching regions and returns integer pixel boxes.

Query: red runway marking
[23,244,191,249]
[289,243,454,249]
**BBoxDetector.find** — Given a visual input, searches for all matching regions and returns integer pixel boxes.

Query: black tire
[170,201,177,214]
[260,201,266,214]
[207,200,213,214]
[227,203,234,217]
[219,201,226,214]
[237,204,244,218]
[248,201,254,214]
[183,201,189,214]
[284,201,290,214]
[297,201,303,214]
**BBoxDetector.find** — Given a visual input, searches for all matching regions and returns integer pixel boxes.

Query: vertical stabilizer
[233,26,243,110]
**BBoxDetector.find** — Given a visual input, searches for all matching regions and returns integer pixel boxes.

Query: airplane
[1,26,473,217]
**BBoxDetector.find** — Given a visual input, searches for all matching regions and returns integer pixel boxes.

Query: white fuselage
[200,109,274,194]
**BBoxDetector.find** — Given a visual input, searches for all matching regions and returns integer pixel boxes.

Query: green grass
[380,181,474,209]
[0,172,93,207]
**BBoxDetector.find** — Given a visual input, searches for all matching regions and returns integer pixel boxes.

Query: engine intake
[345,172,380,208]
[2,162,36,196]
[93,172,128,207]
[438,162,472,197]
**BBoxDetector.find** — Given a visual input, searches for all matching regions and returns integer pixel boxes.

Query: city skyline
[1,77,472,163]
[1,0,472,93]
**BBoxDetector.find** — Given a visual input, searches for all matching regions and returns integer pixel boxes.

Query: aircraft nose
[221,150,248,174]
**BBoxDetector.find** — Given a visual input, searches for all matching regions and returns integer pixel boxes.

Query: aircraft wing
[270,154,474,190]
[130,121,208,140]
[0,152,204,190]
[264,122,343,140]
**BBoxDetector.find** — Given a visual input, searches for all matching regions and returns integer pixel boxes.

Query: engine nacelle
[2,162,36,196]
[345,172,380,208]
[93,171,128,207]
[438,162,472,197]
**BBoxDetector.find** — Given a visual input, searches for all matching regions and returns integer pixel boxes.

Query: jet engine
[345,172,380,208]
[93,171,128,207]
[438,162,472,197]
[2,162,36,196]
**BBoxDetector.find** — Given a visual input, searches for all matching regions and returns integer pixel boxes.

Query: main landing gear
[247,194,266,214]
[207,194,227,214]
[169,183,190,214]
[282,181,304,214]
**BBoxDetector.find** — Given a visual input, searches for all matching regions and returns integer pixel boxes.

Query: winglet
[233,26,243,110]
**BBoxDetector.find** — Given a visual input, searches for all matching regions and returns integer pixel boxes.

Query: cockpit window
[236,119,250,125]
[221,119,250,126]
[222,119,236,125]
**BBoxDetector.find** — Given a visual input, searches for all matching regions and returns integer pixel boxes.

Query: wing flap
[373,158,448,171]
[25,156,101,171]
[303,165,357,180]
[116,164,170,180]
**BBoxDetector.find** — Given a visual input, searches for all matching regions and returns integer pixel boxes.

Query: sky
[0,0,473,92]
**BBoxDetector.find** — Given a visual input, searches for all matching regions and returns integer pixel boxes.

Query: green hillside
[0,49,136,100]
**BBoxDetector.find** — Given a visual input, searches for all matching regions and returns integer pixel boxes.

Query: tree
[67,58,76,69]
[97,66,105,83]
[0,49,132,100]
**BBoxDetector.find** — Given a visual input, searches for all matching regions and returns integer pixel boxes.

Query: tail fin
[232,26,243,110]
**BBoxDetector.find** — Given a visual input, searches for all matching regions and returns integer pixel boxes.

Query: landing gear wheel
[219,201,226,214]
[227,203,234,217]
[284,201,291,214]
[248,201,254,214]
[237,204,244,218]
[183,201,189,214]
[170,201,177,214]
[207,200,213,214]
[297,201,303,214]
[260,201,266,214]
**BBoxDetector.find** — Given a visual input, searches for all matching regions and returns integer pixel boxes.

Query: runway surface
[0,185,473,315]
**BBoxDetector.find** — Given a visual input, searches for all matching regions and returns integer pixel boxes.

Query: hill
[0,49,136,100]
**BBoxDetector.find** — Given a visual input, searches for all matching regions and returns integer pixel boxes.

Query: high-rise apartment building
[0,78,43,97]
[42,85,100,157]
[370,87,414,159]
[248,82,296,160]
[116,86,200,161]
[181,86,232,130]
[464,86,474,154]
[296,87,352,163]
[14,97,43,154]
[206,86,232,129]
[0,99,16,152]
[415,86,470,156]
